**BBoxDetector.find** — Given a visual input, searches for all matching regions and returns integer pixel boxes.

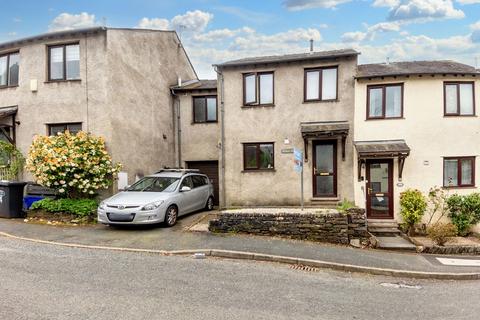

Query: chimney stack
[309,39,314,53]
[178,77,182,87]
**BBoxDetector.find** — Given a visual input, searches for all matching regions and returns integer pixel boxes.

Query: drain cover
[290,264,320,272]
[380,282,422,290]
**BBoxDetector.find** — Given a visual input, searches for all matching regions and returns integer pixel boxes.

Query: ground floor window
[48,123,82,136]
[443,156,475,187]
[243,142,274,170]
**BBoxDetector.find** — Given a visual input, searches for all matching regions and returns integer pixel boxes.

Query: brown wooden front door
[366,159,394,219]
[313,140,337,197]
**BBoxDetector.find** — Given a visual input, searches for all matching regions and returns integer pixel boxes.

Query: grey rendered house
[214,50,359,207]
[0,27,197,186]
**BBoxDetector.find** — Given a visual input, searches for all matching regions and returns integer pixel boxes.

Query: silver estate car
[97,169,215,226]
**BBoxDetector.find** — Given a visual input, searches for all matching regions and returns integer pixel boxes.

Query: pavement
[3,237,480,320]
[1,211,480,279]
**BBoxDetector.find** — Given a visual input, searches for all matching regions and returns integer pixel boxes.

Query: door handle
[314,168,317,175]
[367,188,372,195]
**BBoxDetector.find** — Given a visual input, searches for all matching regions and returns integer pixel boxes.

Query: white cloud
[387,0,465,22]
[137,10,213,33]
[341,31,367,42]
[49,12,98,32]
[456,0,480,4]
[373,0,400,7]
[170,10,213,33]
[7,32,17,36]
[192,27,254,42]
[471,21,480,42]
[137,17,170,30]
[342,21,401,42]
[283,0,352,10]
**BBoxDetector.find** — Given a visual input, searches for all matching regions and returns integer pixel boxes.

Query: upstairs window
[193,96,217,123]
[304,67,337,101]
[444,82,475,116]
[0,52,20,87]
[443,157,475,187]
[48,123,82,136]
[243,72,274,106]
[367,84,403,119]
[243,143,274,170]
[48,44,80,81]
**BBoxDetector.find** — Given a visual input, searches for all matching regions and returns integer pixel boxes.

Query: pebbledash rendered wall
[209,208,369,244]
[0,28,197,188]
[218,55,358,207]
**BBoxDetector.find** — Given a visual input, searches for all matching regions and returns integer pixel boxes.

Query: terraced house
[0,27,197,185]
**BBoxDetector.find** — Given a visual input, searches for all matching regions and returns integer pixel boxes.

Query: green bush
[337,198,356,213]
[446,193,480,236]
[30,198,98,217]
[400,189,427,235]
[427,222,457,246]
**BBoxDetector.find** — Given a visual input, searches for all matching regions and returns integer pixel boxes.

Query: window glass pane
[49,125,65,136]
[192,175,206,188]
[444,159,458,186]
[259,144,274,169]
[259,73,273,104]
[244,145,258,169]
[459,84,474,115]
[66,123,82,134]
[316,144,333,172]
[194,98,206,123]
[7,53,19,86]
[385,86,402,117]
[368,88,383,117]
[206,97,217,121]
[306,71,319,100]
[322,68,337,100]
[0,56,7,86]
[244,74,256,104]
[180,176,194,189]
[316,176,334,195]
[461,159,473,185]
[50,47,64,80]
[445,84,458,114]
[66,45,80,80]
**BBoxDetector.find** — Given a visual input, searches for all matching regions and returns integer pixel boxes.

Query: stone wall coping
[221,208,340,215]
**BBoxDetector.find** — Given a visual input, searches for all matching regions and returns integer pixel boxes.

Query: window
[444,82,475,116]
[304,67,338,101]
[180,176,194,189]
[243,143,274,170]
[192,175,207,188]
[48,44,80,81]
[443,157,475,187]
[367,84,403,119]
[0,52,19,87]
[193,96,217,123]
[243,72,274,106]
[48,123,82,136]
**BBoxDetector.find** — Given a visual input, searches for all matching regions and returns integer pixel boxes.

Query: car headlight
[141,200,164,211]
[98,201,106,210]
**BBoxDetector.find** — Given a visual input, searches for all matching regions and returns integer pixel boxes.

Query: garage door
[186,161,219,205]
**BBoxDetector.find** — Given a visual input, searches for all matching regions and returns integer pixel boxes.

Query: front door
[313,140,337,197]
[366,159,394,219]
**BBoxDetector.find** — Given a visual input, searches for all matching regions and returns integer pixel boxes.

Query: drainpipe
[170,88,181,167]
[214,65,226,208]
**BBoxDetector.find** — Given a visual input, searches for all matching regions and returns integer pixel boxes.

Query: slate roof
[215,49,359,68]
[301,121,350,138]
[171,79,217,91]
[357,61,480,79]
[354,140,410,157]
[0,106,18,119]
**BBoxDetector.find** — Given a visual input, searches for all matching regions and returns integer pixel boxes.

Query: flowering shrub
[400,189,427,236]
[26,131,121,198]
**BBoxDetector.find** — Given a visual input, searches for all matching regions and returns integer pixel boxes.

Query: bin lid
[0,180,28,186]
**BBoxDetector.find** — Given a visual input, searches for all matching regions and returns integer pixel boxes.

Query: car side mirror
[180,186,191,192]
[120,185,131,191]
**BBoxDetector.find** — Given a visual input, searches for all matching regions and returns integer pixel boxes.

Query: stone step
[367,220,399,229]
[375,235,417,252]
[368,227,402,237]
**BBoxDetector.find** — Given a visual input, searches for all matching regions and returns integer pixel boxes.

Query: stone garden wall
[209,208,369,245]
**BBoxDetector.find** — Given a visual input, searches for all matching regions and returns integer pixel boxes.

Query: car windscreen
[126,177,180,192]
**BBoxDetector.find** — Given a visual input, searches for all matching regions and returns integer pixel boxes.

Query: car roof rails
[155,167,200,175]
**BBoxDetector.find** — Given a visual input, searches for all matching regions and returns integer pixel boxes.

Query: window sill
[365,117,405,121]
[241,104,275,109]
[44,79,82,84]
[242,169,276,173]
[303,99,339,104]
[191,121,218,125]
[443,114,477,117]
[0,85,19,90]
[442,185,476,189]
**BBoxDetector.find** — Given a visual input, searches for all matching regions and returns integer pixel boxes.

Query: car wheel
[205,196,214,211]
[164,205,178,227]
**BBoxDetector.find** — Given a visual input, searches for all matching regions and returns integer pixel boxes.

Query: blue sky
[1,0,479,78]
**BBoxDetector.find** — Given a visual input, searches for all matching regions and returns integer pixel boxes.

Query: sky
[1,0,479,78]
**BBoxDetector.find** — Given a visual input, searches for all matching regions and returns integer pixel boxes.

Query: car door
[192,175,209,210]
[177,176,196,215]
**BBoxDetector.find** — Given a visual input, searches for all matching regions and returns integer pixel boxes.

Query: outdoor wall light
[284,138,290,145]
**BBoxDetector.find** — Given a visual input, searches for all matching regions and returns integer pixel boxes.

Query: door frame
[365,158,394,219]
[312,140,337,198]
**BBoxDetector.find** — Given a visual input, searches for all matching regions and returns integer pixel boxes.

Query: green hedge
[30,198,98,217]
